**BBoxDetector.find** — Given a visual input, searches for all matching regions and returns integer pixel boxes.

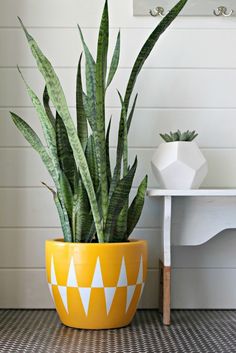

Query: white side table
[147,189,236,325]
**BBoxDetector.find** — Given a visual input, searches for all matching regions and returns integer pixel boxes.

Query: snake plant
[160,130,198,142]
[11,0,187,243]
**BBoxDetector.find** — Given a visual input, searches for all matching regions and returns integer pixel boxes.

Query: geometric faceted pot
[46,239,147,329]
[151,141,208,189]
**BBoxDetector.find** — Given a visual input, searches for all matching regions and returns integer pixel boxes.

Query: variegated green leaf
[78,25,96,124]
[59,172,73,221]
[104,157,137,242]
[106,30,120,89]
[18,18,104,242]
[10,112,57,182]
[11,112,72,239]
[124,0,188,111]
[43,86,55,128]
[85,135,99,192]
[17,67,59,175]
[106,117,112,187]
[127,175,148,238]
[76,53,88,150]
[74,181,93,243]
[95,0,109,221]
[109,91,127,198]
[127,93,138,132]
[42,182,72,243]
[55,113,77,192]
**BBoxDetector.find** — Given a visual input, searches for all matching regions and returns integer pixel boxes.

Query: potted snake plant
[151,130,208,189]
[11,0,187,329]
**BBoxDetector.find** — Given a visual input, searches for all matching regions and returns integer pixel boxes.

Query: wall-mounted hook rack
[133,0,236,17]
[213,6,234,17]
[149,6,165,17]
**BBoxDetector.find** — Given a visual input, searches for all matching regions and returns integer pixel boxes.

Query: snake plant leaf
[11,112,72,241]
[85,135,99,192]
[18,17,104,242]
[55,193,72,242]
[55,113,77,192]
[127,175,148,238]
[109,93,137,199]
[114,207,128,242]
[106,30,120,89]
[95,0,109,220]
[17,67,60,175]
[74,181,92,242]
[108,91,127,199]
[124,0,188,111]
[106,117,112,187]
[76,53,88,150]
[85,221,96,243]
[104,157,137,242]
[114,91,129,241]
[10,112,57,182]
[127,93,138,132]
[42,182,72,242]
[82,92,95,131]
[43,86,55,129]
[117,91,128,175]
[78,25,96,125]
[58,171,73,222]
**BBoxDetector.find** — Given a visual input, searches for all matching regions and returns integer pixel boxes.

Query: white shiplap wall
[1,0,236,309]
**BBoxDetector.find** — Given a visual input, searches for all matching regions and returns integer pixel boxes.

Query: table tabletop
[147,189,236,197]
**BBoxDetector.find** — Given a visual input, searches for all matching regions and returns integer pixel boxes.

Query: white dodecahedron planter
[151,141,208,189]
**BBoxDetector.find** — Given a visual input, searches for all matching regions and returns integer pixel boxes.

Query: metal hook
[149,6,165,17]
[213,6,234,17]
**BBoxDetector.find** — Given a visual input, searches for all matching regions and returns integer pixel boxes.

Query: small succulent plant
[160,130,198,143]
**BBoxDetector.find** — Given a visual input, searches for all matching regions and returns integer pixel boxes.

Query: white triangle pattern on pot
[137,256,143,284]
[67,257,78,287]
[91,257,104,288]
[126,285,136,312]
[58,286,68,313]
[50,256,57,285]
[117,257,128,287]
[49,254,145,316]
[79,288,91,316]
[104,287,116,315]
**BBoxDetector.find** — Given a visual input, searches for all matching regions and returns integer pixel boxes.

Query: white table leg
[159,196,172,325]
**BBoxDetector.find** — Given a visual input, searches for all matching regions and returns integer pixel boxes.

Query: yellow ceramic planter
[45,239,147,329]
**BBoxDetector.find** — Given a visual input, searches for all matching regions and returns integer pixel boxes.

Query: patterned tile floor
[0,310,236,353]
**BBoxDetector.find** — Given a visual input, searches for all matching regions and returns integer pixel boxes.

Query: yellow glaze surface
[45,239,147,329]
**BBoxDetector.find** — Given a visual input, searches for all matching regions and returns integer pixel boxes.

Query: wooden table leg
[159,260,171,325]
[160,195,172,325]
[159,261,171,325]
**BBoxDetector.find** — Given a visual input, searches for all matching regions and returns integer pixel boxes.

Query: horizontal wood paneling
[1,0,236,29]
[1,148,236,188]
[1,268,236,309]
[172,268,236,309]
[2,68,236,108]
[2,108,236,149]
[173,230,236,268]
[0,229,161,269]
[2,0,236,309]
[2,28,236,68]
[0,269,159,309]
[1,228,236,269]
[0,188,162,228]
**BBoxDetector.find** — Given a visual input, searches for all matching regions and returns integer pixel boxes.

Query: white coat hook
[213,6,233,17]
[149,6,165,17]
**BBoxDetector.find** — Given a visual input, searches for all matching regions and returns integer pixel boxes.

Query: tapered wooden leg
[159,260,171,325]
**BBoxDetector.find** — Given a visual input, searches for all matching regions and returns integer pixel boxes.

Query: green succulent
[160,130,198,143]
[11,0,187,243]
